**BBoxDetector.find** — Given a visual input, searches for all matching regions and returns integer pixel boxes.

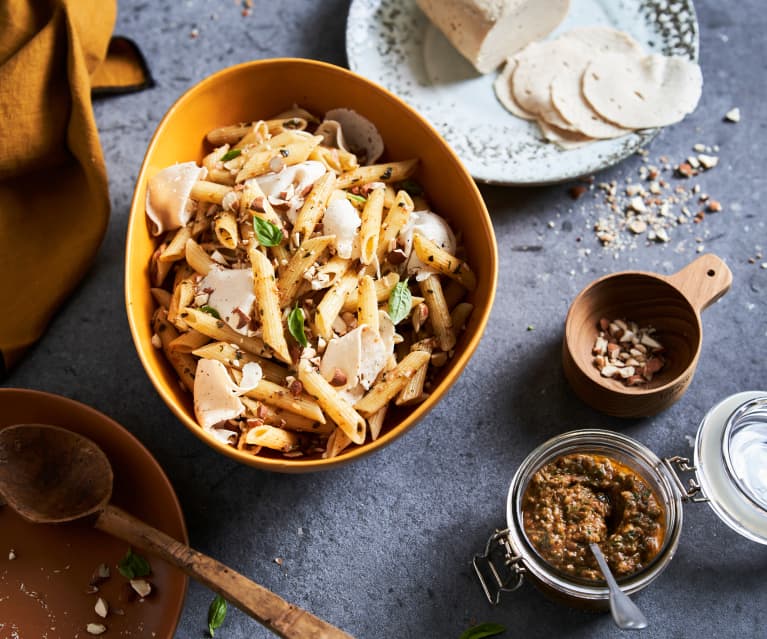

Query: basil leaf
[207,594,227,637]
[387,279,412,325]
[200,305,221,319]
[346,193,367,205]
[253,216,283,247]
[288,304,308,348]
[458,623,506,639]
[117,549,151,579]
[220,148,241,162]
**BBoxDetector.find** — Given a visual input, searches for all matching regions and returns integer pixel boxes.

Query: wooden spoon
[0,423,354,639]
[562,253,732,418]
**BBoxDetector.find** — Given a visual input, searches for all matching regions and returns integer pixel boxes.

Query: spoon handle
[96,505,354,639]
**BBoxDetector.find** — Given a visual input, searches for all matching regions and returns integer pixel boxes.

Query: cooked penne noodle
[336,159,418,189]
[450,302,474,333]
[185,238,215,275]
[278,235,334,308]
[308,145,359,173]
[180,307,272,358]
[232,120,270,150]
[168,278,195,330]
[358,186,384,265]
[206,123,252,147]
[150,242,172,286]
[152,309,196,392]
[367,406,387,441]
[240,178,284,229]
[192,341,286,384]
[412,233,477,291]
[396,339,435,406]
[291,170,337,244]
[214,210,239,249]
[159,226,192,263]
[342,271,399,312]
[356,275,379,332]
[314,269,359,340]
[322,427,353,459]
[298,361,366,444]
[245,378,326,423]
[419,275,456,352]
[355,350,431,417]
[248,246,291,364]
[168,329,209,353]
[376,190,414,264]
[150,287,172,310]
[236,131,322,182]
[244,424,300,452]
[191,180,231,205]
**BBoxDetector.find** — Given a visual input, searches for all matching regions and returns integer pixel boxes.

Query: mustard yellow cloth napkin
[0,0,150,376]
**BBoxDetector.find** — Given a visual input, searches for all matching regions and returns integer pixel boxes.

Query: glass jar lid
[694,391,767,544]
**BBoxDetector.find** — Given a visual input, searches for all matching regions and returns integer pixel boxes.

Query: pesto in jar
[522,453,665,581]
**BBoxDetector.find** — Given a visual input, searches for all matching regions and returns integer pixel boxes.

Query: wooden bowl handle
[96,505,355,639]
[663,253,732,313]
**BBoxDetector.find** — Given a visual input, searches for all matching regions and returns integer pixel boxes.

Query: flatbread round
[582,53,703,129]
[537,120,595,150]
[559,25,645,57]
[549,27,644,139]
[511,39,591,130]
[493,58,536,120]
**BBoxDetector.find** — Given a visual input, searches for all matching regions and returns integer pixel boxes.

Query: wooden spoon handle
[96,505,354,639]
[663,253,732,313]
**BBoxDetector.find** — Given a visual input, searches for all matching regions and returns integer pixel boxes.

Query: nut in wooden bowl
[562,254,732,418]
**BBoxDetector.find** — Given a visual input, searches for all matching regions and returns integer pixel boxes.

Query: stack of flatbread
[493,26,703,148]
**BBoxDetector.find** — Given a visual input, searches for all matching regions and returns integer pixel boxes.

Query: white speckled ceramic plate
[346,0,699,185]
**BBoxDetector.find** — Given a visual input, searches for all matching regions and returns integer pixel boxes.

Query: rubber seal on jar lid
[694,390,767,545]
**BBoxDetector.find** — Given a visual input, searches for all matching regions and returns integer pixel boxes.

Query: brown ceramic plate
[0,388,188,637]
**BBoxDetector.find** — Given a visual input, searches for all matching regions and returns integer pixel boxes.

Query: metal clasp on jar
[472,529,525,604]
[662,456,709,503]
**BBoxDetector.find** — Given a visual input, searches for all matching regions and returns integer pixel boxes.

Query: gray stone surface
[3,1,766,637]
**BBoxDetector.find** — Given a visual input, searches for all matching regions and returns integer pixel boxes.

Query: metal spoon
[589,542,648,630]
[0,424,353,639]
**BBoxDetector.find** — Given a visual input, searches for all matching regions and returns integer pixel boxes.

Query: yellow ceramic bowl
[126,58,498,472]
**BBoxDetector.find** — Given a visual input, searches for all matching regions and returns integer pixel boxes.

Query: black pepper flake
[380,167,392,180]
[280,148,290,157]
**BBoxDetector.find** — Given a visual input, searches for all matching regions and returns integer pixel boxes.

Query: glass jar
[474,391,767,611]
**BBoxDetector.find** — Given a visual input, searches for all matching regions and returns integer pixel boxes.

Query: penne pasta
[248,246,291,364]
[192,341,287,384]
[314,269,359,340]
[236,130,322,182]
[336,159,418,189]
[358,186,385,265]
[291,170,337,245]
[355,350,431,417]
[152,309,197,392]
[412,233,477,291]
[376,190,414,264]
[214,210,239,249]
[419,275,456,352]
[396,339,435,406]
[298,361,366,445]
[245,379,326,423]
[244,424,300,452]
[342,271,399,312]
[190,180,231,205]
[184,238,215,275]
[278,235,334,308]
[180,307,272,358]
[356,275,379,332]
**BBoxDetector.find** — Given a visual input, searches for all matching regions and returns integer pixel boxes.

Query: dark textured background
[3,1,766,637]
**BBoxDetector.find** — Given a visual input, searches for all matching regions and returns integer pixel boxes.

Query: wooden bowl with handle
[562,254,732,418]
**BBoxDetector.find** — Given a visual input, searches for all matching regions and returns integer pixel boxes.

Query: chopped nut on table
[592,318,666,385]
